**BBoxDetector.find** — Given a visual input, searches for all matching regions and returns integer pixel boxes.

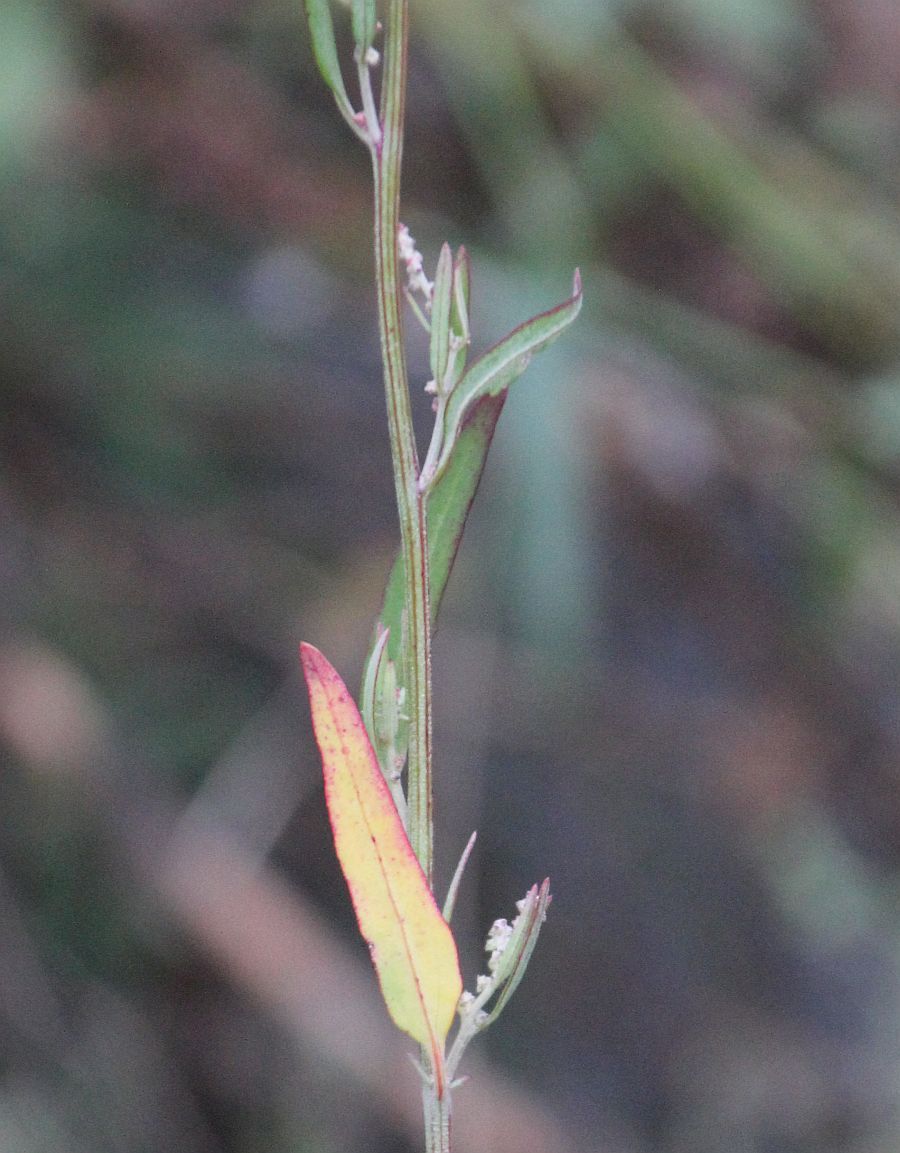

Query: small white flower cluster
[485,917,514,972]
[398,224,433,305]
[458,989,487,1024]
[458,890,545,1028]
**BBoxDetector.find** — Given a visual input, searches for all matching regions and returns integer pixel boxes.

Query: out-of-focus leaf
[300,643,462,1086]
[0,2,68,171]
[304,0,354,117]
[351,0,377,53]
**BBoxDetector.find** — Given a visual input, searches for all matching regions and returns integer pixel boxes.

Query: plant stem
[423,1084,452,1153]
[372,12,445,1143]
[371,0,434,884]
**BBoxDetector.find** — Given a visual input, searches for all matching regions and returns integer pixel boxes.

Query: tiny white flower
[485,917,513,971]
[397,224,434,304]
[486,918,512,951]
[365,46,381,67]
[476,973,492,994]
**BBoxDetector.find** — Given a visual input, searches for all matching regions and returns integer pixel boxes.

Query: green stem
[423,1084,452,1153]
[372,0,434,884]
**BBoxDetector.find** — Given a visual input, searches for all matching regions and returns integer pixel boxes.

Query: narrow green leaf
[442,830,477,924]
[433,269,583,484]
[360,625,407,818]
[451,248,471,343]
[429,243,453,386]
[361,623,389,747]
[361,270,581,700]
[441,246,471,390]
[374,652,399,751]
[370,392,505,670]
[351,0,377,53]
[305,0,354,115]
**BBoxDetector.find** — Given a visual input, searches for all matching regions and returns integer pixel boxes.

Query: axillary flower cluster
[398,223,434,305]
[445,881,552,1084]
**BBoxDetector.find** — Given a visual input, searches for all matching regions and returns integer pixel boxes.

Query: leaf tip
[299,640,322,681]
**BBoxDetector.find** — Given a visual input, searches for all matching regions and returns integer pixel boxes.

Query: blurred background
[2,0,900,1150]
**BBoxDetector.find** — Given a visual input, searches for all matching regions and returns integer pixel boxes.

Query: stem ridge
[372,0,434,887]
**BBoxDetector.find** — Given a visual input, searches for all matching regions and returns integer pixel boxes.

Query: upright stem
[423,1084,452,1153]
[372,0,434,884]
[370,8,445,1147]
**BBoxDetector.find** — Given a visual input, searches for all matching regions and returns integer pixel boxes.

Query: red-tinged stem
[371,6,448,1148]
[360,5,445,1147]
[371,0,434,887]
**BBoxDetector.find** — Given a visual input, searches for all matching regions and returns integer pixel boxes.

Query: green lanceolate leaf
[361,622,389,744]
[352,0,377,53]
[361,269,581,701]
[442,830,477,924]
[360,626,391,760]
[367,392,506,674]
[452,248,470,341]
[360,624,408,818]
[429,243,454,388]
[305,0,355,118]
[432,269,583,484]
[450,247,471,380]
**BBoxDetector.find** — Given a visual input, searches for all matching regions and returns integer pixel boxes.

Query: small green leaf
[429,243,453,388]
[442,830,477,923]
[360,625,407,818]
[365,391,505,675]
[373,651,399,750]
[305,0,354,117]
[360,625,390,757]
[361,269,582,709]
[433,270,582,484]
[449,246,471,382]
[351,0,377,53]
[452,248,470,341]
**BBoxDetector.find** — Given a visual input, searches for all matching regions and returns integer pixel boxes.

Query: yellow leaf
[300,643,462,1087]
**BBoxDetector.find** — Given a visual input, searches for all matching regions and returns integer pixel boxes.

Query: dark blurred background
[3,1,900,1150]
